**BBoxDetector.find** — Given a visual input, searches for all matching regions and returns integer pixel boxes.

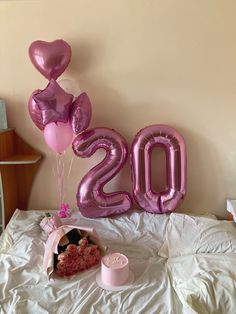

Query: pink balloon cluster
[27,39,187,218]
[28,39,92,154]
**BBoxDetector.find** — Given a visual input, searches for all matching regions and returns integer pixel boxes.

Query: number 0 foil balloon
[131,125,186,214]
[72,128,133,218]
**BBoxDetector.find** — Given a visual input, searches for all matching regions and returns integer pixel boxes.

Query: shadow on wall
[177,126,222,217]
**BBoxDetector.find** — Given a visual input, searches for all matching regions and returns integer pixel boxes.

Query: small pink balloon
[29,39,71,80]
[44,122,73,154]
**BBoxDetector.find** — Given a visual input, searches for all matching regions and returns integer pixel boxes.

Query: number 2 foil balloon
[72,128,133,218]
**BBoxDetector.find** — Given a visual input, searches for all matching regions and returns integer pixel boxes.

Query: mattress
[0,209,182,314]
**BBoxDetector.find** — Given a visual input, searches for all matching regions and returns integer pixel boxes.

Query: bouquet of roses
[55,228,101,277]
[40,213,102,277]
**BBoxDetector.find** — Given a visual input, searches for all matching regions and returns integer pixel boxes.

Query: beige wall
[1,0,236,217]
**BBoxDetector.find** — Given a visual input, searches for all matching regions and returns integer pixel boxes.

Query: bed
[1,209,236,314]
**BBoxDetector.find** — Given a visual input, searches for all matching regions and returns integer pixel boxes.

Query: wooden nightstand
[0,129,42,232]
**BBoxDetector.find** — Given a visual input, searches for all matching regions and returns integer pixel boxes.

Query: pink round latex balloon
[72,128,132,218]
[29,39,71,80]
[131,124,187,214]
[28,89,44,130]
[44,122,73,154]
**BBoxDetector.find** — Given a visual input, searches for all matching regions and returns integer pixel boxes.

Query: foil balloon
[70,93,92,134]
[44,122,73,154]
[131,124,186,214]
[58,78,81,98]
[28,89,44,130]
[72,128,132,218]
[29,39,71,80]
[33,79,73,126]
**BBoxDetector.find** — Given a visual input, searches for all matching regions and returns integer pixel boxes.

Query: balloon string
[55,153,65,210]
[60,153,65,206]
[52,152,73,210]
[67,154,74,179]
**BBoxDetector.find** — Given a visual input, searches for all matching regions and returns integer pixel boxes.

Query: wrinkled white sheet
[167,254,236,314]
[0,209,182,314]
[158,213,236,258]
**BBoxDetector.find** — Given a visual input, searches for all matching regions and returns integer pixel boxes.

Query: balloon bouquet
[28,39,187,220]
[28,39,92,214]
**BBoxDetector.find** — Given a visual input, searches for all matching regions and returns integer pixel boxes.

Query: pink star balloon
[33,79,74,126]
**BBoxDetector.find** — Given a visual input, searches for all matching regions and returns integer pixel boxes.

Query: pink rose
[78,258,86,271]
[83,247,92,256]
[77,247,84,255]
[57,261,67,270]
[91,245,98,254]
[67,244,77,253]
[58,252,69,261]
[78,238,88,248]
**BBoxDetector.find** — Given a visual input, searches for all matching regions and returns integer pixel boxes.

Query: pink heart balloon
[29,39,71,80]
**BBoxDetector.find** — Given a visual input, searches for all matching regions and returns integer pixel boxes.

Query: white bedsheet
[167,253,236,314]
[0,209,182,314]
[158,213,236,258]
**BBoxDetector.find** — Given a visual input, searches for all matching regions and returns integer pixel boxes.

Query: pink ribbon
[40,215,62,236]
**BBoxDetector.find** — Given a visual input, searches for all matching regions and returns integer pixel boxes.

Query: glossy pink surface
[72,128,132,218]
[131,124,187,213]
[29,39,71,80]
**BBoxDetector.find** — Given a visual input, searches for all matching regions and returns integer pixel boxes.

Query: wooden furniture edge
[0,129,43,227]
[227,212,234,221]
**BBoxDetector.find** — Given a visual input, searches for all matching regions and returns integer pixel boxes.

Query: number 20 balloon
[73,125,186,217]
